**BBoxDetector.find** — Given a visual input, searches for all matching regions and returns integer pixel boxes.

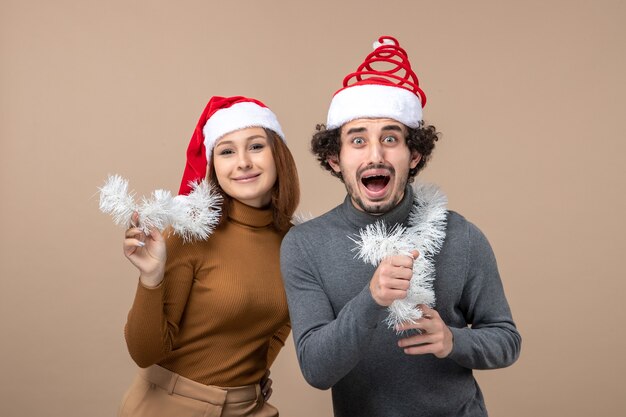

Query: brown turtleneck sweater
[124,199,291,387]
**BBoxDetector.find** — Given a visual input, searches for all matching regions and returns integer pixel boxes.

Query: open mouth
[361,174,390,192]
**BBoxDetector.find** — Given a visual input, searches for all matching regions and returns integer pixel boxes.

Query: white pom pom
[98,175,137,227]
[372,38,396,50]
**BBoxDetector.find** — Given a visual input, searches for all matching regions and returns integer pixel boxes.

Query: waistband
[139,365,261,405]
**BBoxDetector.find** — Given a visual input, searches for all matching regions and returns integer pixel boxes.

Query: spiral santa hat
[326,36,427,130]
[179,96,285,195]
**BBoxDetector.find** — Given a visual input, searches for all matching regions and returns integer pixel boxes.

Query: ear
[327,155,341,173]
[409,151,422,170]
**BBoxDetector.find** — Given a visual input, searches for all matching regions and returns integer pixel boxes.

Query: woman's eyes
[217,143,265,155]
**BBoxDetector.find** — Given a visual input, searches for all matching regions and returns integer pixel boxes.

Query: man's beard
[353,194,401,214]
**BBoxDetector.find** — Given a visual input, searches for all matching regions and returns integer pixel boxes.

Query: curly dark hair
[310,122,440,181]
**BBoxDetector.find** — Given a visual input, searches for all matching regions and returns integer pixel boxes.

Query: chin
[354,196,394,214]
[366,204,395,214]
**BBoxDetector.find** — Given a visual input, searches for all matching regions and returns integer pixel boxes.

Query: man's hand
[369,250,419,306]
[396,305,454,358]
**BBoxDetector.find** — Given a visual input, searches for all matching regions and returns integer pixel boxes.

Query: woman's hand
[260,370,273,402]
[123,212,167,288]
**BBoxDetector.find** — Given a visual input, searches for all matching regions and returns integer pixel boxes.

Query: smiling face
[212,127,277,208]
[328,118,421,214]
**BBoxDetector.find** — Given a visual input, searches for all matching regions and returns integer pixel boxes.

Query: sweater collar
[229,199,274,228]
[339,185,414,229]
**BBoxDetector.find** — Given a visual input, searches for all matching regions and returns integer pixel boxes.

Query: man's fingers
[398,332,450,358]
[389,254,415,268]
[398,333,430,347]
[395,310,438,332]
[391,267,413,280]
[398,329,443,348]
[401,342,437,355]
[417,304,438,319]
[392,288,409,298]
[387,278,410,291]
[378,288,409,300]
[377,264,412,282]
[396,320,426,333]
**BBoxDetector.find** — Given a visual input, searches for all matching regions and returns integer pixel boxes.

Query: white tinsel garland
[98,174,222,242]
[291,211,314,226]
[351,183,448,330]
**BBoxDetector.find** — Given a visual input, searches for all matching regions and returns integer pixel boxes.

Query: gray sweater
[280,186,521,417]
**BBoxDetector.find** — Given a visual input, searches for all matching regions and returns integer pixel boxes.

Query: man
[280,36,521,417]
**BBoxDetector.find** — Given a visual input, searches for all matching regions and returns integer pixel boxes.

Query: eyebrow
[214,135,267,148]
[345,127,367,135]
[345,124,404,135]
[381,125,403,132]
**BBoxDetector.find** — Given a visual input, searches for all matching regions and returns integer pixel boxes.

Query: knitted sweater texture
[125,199,290,386]
[280,186,521,417]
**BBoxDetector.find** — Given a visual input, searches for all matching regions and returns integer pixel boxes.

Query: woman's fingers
[125,227,145,239]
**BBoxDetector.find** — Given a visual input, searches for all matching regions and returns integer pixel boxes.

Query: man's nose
[367,142,384,164]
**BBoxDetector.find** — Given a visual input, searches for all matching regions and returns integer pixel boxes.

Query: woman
[118,96,300,417]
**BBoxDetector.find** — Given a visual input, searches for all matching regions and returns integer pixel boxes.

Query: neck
[341,186,414,229]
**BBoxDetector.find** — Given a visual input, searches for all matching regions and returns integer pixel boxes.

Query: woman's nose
[237,152,253,169]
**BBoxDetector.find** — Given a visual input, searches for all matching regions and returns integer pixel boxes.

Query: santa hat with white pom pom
[179,96,285,195]
[326,35,427,130]
[99,96,285,242]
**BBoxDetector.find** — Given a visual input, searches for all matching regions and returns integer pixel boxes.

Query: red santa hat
[179,96,285,195]
[326,36,427,130]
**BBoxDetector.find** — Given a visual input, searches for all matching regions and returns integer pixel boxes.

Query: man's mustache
[356,163,395,178]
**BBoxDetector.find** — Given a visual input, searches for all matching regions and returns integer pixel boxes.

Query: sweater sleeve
[447,222,522,369]
[124,234,195,368]
[266,321,291,368]
[280,229,386,390]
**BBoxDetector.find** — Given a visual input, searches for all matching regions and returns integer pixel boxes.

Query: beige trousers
[118,365,279,417]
